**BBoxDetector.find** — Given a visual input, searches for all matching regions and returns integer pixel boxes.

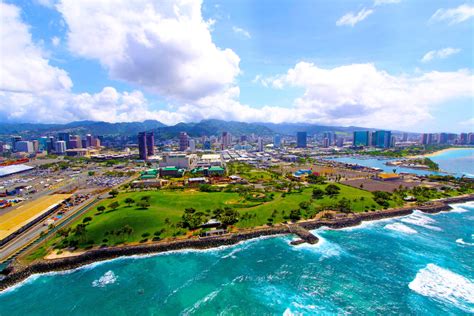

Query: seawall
[1,194,473,291]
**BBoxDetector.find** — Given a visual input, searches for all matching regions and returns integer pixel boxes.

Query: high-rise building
[47,136,55,153]
[402,133,408,142]
[54,141,67,154]
[460,133,468,145]
[189,139,196,152]
[353,131,369,147]
[138,132,147,160]
[15,141,34,153]
[273,134,281,148]
[421,133,435,145]
[468,133,474,145]
[39,137,48,151]
[91,137,101,148]
[222,132,231,149]
[32,140,39,152]
[296,132,307,148]
[257,137,264,152]
[69,135,82,149]
[336,137,344,147]
[86,134,93,148]
[58,133,71,149]
[374,131,392,148]
[179,132,189,151]
[323,132,335,146]
[438,133,448,144]
[203,140,211,150]
[146,132,155,156]
[11,136,22,152]
[322,138,330,148]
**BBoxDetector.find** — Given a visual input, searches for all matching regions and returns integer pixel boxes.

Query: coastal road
[0,197,99,264]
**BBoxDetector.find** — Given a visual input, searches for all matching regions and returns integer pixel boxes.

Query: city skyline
[0,0,473,133]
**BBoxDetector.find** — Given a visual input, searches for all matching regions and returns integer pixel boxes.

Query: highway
[0,196,99,263]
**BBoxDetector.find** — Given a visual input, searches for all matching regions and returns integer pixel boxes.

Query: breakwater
[1,194,473,291]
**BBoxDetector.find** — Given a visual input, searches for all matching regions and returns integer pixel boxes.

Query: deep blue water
[1,202,473,315]
[329,148,474,178]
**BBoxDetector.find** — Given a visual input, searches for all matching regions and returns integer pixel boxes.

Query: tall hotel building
[179,132,189,151]
[296,132,307,148]
[146,132,155,156]
[138,132,147,160]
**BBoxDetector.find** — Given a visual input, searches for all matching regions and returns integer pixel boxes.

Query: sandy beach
[423,147,474,158]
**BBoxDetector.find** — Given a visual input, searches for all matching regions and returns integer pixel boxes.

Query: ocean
[329,147,474,178]
[1,202,473,315]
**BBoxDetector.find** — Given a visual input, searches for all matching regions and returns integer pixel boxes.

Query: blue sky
[0,0,473,132]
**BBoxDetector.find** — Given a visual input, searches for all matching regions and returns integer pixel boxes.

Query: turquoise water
[1,202,473,315]
[329,148,474,178]
[429,148,474,178]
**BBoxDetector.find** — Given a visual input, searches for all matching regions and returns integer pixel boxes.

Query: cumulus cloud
[261,62,473,128]
[0,2,183,124]
[421,47,461,63]
[0,3,71,93]
[232,26,251,39]
[56,0,240,101]
[430,4,474,24]
[336,8,374,27]
[1,1,473,131]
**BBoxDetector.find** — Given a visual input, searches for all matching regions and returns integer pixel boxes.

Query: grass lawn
[37,183,403,253]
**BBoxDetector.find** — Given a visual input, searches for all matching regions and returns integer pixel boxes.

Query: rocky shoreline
[1,194,473,291]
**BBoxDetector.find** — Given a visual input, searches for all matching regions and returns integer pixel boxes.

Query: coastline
[1,194,473,292]
[422,147,474,158]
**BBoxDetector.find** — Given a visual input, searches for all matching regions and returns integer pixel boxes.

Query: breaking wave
[401,212,442,231]
[384,222,418,234]
[92,271,117,288]
[409,264,474,313]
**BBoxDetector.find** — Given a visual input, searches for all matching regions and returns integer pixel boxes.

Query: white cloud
[0,2,184,125]
[421,47,461,63]
[0,3,72,93]
[232,26,251,39]
[430,4,474,24]
[336,8,374,27]
[56,0,240,101]
[260,62,473,129]
[51,36,60,47]
[1,1,473,131]
[374,0,401,5]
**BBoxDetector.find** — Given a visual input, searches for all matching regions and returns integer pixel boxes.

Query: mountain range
[0,119,406,139]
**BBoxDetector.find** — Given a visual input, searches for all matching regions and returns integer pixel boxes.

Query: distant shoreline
[423,147,474,158]
[1,194,473,292]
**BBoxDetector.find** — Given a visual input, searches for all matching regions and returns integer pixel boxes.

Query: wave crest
[384,223,418,234]
[409,263,474,313]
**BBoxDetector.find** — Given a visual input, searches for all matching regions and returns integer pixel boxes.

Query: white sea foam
[384,222,418,234]
[456,238,474,246]
[409,264,474,313]
[292,234,344,260]
[92,270,117,288]
[401,212,442,231]
[449,201,474,213]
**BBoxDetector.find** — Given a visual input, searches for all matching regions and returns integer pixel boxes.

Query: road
[0,173,136,265]
[0,197,99,263]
